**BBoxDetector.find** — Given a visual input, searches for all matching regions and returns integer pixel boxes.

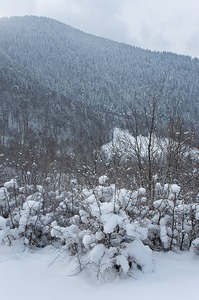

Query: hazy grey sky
[0,0,198,58]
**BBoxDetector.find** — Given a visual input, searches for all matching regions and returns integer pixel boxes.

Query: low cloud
[119,0,199,57]
[0,0,198,57]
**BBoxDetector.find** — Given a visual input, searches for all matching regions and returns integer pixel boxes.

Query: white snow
[89,244,106,262]
[4,178,17,189]
[116,254,129,273]
[0,187,8,200]
[101,127,199,162]
[98,175,108,185]
[23,200,41,212]
[103,214,123,234]
[126,223,148,240]
[160,225,170,249]
[0,216,7,229]
[125,240,153,273]
[0,243,198,300]
[191,238,199,252]
[195,205,199,220]
[83,234,94,247]
[138,187,146,195]
[170,184,181,195]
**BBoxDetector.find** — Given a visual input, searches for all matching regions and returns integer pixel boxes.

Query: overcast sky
[0,0,198,58]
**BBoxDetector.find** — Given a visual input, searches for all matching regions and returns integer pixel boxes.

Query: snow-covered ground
[101,127,199,161]
[0,243,198,300]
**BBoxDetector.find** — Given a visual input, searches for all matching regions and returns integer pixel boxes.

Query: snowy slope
[0,16,199,128]
[0,244,198,300]
[101,127,199,160]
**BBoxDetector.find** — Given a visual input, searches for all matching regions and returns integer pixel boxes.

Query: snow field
[0,244,198,300]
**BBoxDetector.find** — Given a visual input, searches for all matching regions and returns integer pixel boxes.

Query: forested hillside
[0,15,198,175]
[0,16,199,125]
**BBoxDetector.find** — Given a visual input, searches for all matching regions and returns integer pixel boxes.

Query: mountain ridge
[0,15,199,150]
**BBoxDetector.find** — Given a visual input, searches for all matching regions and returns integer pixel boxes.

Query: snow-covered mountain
[0,16,199,121]
[0,15,199,159]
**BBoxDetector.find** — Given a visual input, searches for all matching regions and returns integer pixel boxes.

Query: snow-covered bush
[0,179,19,219]
[0,174,198,280]
[18,193,51,247]
[0,178,54,247]
[147,183,197,251]
[51,177,153,280]
[190,238,199,256]
[0,179,22,245]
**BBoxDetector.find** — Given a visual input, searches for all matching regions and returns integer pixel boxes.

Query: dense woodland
[0,16,199,279]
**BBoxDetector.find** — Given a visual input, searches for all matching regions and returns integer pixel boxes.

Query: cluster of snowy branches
[0,174,198,280]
